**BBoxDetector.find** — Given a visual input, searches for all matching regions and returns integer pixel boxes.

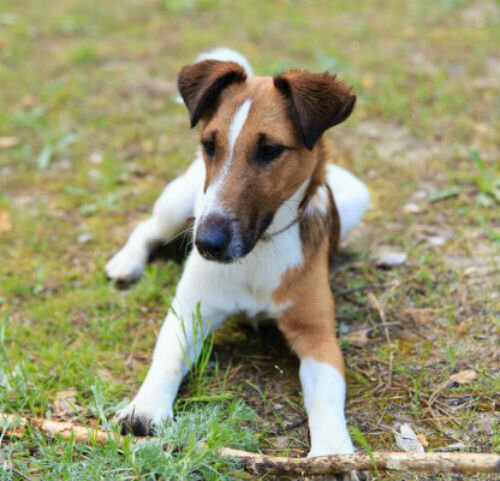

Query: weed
[350,426,380,479]
[471,149,500,206]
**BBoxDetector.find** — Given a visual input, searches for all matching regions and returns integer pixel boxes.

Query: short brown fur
[273,139,343,375]
[178,61,355,375]
[273,237,345,373]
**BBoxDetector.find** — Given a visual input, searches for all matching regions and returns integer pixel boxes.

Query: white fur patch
[116,295,226,428]
[300,358,355,456]
[106,154,205,282]
[175,47,254,104]
[226,99,252,178]
[305,184,329,216]
[195,47,254,77]
[326,164,370,238]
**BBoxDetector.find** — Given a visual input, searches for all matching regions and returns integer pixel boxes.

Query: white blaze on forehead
[225,98,252,173]
[196,99,252,222]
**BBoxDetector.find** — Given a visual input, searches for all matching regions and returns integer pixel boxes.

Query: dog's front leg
[279,307,362,481]
[278,294,354,457]
[115,257,226,435]
[106,154,205,282]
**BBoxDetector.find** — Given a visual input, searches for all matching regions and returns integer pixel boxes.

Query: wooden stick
[220,447,500,475]
[1,413,120,445]
[2,413,499,475]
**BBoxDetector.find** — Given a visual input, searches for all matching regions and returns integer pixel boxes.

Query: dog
[106,47,369,469]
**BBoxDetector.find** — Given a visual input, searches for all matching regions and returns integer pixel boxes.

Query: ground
[0,0,499,480]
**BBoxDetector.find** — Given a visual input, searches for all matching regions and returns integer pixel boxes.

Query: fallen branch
[1,413,499,475]
[220,447,500,476]
[0,413,120,445]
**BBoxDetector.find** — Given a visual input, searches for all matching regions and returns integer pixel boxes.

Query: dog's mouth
[194,211,275,263]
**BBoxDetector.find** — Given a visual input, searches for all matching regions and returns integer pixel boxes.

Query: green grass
[1,400,258,480]
[1,0,499,479]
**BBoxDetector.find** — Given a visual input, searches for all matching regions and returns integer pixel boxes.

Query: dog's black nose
[195,214,232,261]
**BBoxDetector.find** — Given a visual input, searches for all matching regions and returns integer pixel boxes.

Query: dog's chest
[183,223,303,319]
[224,224,303,316]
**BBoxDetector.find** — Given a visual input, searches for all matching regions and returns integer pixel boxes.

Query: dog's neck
[302,136,329,208]
[262,137,330,241]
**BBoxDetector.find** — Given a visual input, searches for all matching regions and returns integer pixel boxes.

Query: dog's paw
[105,246,147,282]
[307,438,355,458]
[114,400,173,436]
[308,437,368,481]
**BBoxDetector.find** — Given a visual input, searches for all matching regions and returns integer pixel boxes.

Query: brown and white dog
[106,48,369,466]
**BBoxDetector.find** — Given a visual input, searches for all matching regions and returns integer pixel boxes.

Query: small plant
[178,302,216,398]
[0,312,29,407]
[350,426,380,479]
[0,312,12,378]
[37,132,78,170]
[470,149,500,206]
[245,380,268,406]
[493,421,500,454]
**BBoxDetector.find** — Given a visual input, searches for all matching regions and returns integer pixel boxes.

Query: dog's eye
[202,140,215,158]
[256,144,285,165]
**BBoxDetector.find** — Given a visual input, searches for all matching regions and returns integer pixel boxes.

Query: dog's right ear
[178,60,247,128]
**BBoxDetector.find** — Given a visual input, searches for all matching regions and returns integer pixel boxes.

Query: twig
[2,413,500,475]
[387,350,394,388]
[220,447,500,476]
[367,291,391,345]
[1,413,121,445]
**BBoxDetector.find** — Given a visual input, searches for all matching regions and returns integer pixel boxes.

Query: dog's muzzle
[195,213,235,262]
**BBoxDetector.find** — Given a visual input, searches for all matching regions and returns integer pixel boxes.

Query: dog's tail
[326,164,370,239]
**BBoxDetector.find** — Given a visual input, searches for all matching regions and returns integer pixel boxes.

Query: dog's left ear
[273,71,356,150]
[178,60,247,127]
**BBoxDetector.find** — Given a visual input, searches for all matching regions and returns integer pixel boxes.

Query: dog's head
[178,60,355,262]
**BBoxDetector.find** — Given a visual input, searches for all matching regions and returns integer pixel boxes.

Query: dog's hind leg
[326,164,370,239]
[106,154,205,282]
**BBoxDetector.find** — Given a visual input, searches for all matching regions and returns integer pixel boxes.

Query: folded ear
[273,70,356,150]
[178,60,247,127]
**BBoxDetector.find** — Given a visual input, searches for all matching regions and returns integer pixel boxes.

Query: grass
[2,398,258,480]
[0,0,499,479]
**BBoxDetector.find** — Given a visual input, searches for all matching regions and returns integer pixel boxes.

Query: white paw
[308,434,366,481]
[308,442,354,458]
[105,246,147,282]
[114,398,173,436]
[308,422,355,458]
